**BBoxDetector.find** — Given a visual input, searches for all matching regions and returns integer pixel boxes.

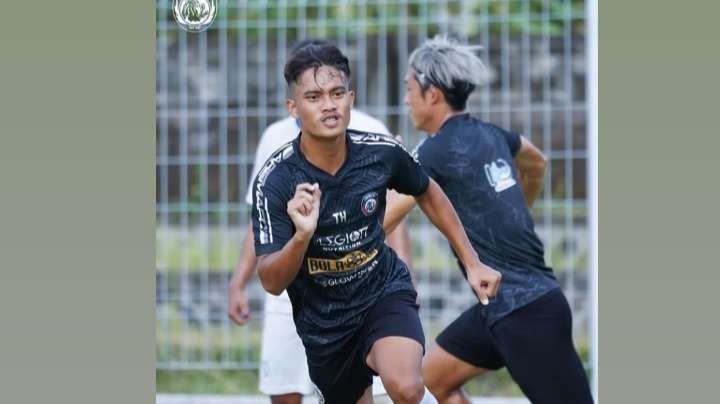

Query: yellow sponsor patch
[307,249,379,275]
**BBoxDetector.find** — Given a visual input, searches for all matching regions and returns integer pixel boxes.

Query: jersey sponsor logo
[484,158,517,193]
[316,258,379,287]
[361,192,378,216]
[306,249,379,275]
[314,226,369,248]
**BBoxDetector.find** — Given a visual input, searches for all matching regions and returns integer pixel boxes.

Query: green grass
[156,227,243,272]
[157,369,259,394]
[465,369,524,396]
[156,305,263,364]
[156,368,521,396]
[158,364,590,396]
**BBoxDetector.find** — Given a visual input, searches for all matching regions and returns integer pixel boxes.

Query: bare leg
[371,393,393,404]
[422,345,490,404]
[356,386,373,404]
[366,336,425,404]
[270,393,303,404]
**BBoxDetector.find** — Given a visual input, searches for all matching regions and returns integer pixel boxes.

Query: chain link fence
[156,0,591,386]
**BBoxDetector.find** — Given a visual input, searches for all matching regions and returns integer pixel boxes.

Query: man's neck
[426,107,464,135]
[299,131,347,176]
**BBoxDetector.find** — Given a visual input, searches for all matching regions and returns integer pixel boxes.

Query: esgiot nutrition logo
[172,0,218,33]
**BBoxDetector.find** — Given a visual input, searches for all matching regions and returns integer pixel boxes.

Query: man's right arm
[256,232,312,295]
[228,121,295,324]
[227,223,257,325]
[255,183,321,295]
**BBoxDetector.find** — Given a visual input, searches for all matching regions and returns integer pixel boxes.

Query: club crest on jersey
[484,158,517,193]
[360,191,378,216]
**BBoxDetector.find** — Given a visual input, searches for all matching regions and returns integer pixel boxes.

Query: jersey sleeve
[252,167,295,256]
[503,130,522,157]
[414,138,445,186]
[245,127,287,205]
[245,157,264,205]
[388,143,430,196]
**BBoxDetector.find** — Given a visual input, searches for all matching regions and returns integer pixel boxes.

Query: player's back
[417,115,544,267]
[415,114,558,324]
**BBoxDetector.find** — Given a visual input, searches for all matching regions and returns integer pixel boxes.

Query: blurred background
[155,0,595,401]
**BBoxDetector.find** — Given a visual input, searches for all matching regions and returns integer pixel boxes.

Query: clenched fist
[287,183,321,240]
[466,262,502,306]
[227,286,251,325]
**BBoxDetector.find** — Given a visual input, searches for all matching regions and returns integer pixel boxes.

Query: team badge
[484,158,517,193]
[360,191,378,216]
[172,0,218,32]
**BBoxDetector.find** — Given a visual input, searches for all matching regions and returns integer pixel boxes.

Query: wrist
[229,278,247,290]
[293,228,315,244]
[458,251,480,270]
[465,257,494,275]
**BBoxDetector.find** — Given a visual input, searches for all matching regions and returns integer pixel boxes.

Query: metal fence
[156,0,591,381]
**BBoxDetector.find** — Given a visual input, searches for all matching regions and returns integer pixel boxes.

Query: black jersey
[414,114,559,325]
[252,130,429,354]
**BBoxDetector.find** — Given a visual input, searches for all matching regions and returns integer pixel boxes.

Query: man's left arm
[384,191,417,239]
[413,179,501,304]
[511,136,547,207]
[386,142,501,305]
[385,190,416,283]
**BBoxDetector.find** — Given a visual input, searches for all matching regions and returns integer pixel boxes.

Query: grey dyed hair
[408,35,487,92]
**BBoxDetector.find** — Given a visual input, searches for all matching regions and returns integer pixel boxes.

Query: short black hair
[443,81,475,111]
[289,38,332,54]
[283,40,351,88]
[417,75,475,111]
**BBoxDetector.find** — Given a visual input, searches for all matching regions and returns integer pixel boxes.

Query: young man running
[251,41,501,404]
[230,110,411,404]
[386,36,594,404]
[229,40,411,404]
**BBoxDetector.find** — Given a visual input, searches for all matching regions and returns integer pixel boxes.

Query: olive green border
[0,1,155,402]
[2,1,719,402]
[600,1,720,402]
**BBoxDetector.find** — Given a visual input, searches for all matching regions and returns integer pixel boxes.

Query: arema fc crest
[361,192,378,216]
[172,0,218,33]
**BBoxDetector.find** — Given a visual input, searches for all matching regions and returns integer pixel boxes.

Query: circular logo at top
[361,192,379,216]
[172,0,218,33]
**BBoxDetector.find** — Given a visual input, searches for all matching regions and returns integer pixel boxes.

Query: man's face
[287,65,354,140]
[404,69,432,132]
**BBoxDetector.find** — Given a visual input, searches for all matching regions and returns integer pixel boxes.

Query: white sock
[418,386,439,404]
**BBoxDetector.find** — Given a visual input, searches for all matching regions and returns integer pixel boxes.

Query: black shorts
[306,290,425,404]
[436,288,593,404]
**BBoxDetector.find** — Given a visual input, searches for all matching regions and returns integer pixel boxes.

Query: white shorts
[259,292,387,397]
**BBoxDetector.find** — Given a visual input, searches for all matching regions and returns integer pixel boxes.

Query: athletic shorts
[259,292,388,397]
[259,307,315,395]
[436,288,594,404]
[306,291,425,404]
